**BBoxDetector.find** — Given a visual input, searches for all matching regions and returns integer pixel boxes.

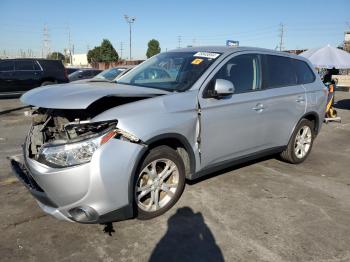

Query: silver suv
[11,47,327,223]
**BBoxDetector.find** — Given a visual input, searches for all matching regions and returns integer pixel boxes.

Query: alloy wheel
[294,125,312,159]
[135,159,179,212]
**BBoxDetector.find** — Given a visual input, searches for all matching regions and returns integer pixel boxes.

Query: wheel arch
[301,111,320,135]
[287,111,320,147]
[128,133,196,214]
[143,133,196,177]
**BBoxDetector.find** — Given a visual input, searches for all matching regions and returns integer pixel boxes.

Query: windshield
[117,51,221,91]
[94,68,126,81]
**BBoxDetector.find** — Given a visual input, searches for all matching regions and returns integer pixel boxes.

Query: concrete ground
[0,92,350,262]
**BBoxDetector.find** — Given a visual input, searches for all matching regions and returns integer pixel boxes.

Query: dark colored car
[68,69,102,82]
[71,66,135,84]
[66,67,80,75]
[0,59,69,97]
[93,67,128,81]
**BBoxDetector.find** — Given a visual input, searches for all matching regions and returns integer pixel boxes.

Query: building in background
[284,49,307,55]
[345,31,350,42]
[72,53,88,66]
[343,31,350,53]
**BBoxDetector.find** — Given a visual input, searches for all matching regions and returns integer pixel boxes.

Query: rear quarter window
[263,55,297,88]
[15,60,35,70]
[38,60,64,71]
[293,59,315,84]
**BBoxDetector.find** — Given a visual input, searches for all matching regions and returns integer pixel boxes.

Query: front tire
[280,119,315,164]
[134,146,186,220]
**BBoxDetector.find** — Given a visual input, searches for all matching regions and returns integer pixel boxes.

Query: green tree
[146,39,161,58]
[47,52,65,61]
[100,39,119,62]
[87,46,101,63]
[87,39,119,63]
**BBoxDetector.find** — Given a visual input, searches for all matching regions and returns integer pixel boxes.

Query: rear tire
[280,119,315,164]
[134,146,186,220]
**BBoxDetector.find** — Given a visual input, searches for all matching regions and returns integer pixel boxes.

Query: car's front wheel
[134,146,185,220]
[280,119,315,164]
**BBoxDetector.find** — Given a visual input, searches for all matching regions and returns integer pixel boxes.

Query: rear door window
[0,61,15,71]
[15,60,35,70]
[293,59,315,84]
[263,55,297,88]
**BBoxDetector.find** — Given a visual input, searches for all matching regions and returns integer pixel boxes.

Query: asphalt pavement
[0,92,350,262]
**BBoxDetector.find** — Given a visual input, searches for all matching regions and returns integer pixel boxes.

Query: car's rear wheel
[280,119,314,164]
[135,146,185,220]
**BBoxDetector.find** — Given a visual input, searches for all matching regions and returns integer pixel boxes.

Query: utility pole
[43,24,50,58]
[192,38,197,47]
[120,41,124,60]
[124,15,136,61]
[177,35,182,49]
[67,26,72,65]
[279,23,285,51]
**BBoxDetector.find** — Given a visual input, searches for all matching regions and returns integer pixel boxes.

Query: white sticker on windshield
[193,52,220,59]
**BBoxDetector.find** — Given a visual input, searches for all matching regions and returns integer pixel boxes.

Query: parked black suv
[0,59,68,97]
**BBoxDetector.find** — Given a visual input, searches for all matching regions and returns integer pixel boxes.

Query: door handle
[252,103,265,112]
[296,96,305,103]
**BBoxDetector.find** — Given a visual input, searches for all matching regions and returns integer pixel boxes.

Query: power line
[279,23,285,51]
[67,26,72,64]
[120,41,124,60]
[192,38,197,46]
[177,35,182,48]
[42,24,50,58]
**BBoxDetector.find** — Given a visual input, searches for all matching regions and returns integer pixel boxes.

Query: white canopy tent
[299,45,350,69]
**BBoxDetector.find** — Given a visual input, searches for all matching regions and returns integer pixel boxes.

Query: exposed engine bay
[26,96,145,160]
[28,108,115,157]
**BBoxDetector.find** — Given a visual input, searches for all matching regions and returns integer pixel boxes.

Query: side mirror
[214,79,235,97]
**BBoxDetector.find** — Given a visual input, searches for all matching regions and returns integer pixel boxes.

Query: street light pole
[124,15,136,61]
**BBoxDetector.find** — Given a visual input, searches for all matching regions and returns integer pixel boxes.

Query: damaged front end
[27,108,139,168]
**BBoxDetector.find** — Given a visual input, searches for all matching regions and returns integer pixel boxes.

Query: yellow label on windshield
[191,58,203,65]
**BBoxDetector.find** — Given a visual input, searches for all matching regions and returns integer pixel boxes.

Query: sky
[0,0,349,59]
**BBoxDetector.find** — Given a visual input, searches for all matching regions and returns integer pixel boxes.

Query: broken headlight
[38,130,117,168]
[39,136,99,168]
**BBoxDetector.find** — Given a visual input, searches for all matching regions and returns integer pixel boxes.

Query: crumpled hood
[20,82,169,109]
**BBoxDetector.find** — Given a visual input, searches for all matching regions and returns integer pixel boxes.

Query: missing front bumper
[10,157,58,208]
